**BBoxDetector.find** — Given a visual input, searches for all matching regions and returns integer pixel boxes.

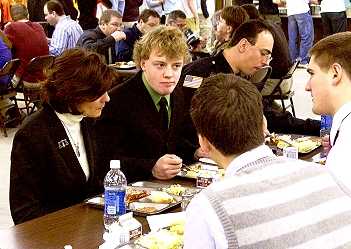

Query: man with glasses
[116,9,160,62]
[181,20,320,135]
[76,9,126,64]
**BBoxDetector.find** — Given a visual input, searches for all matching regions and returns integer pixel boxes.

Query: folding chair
[16,55,55,115]
[264,61,300,117]
[250,65,272,92]
[0,59,21,137]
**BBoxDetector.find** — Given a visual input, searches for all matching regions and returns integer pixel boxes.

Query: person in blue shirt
[0,32,12,92]
[116,9,160,62]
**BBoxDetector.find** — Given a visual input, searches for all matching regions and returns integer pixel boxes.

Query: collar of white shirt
[330,101,351,146]
[225,144,275,178]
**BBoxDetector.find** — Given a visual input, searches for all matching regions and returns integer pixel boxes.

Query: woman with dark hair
[10,48,118,225]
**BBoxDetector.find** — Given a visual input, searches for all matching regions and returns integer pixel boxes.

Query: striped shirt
[184,145,351,249]
[49,15,83,56]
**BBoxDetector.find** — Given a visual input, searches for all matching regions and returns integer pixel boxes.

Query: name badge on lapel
[58,139,69,149]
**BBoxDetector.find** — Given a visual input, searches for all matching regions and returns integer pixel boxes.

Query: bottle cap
[110,160,120,169]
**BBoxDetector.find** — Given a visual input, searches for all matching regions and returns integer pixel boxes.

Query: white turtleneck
[55,111,90,181]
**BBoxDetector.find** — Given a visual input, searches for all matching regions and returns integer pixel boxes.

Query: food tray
[111,61,136,70]
[266,134,321,154]
[85,186,182,216]
[177,162,225,179]
[131,181,201,196]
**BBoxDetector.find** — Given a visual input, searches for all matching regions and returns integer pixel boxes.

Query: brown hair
[168,10,186,22]
[228,19,272,47]
[10,4,28,21]
[191,73,264,156]
[220,6,249,36]
[241,4,261,20]
[99,9,122,25]
[43,48,118,114]
[310,32,351,78]
[45,0,65,16]
[139,8,160,23]
[133,26,189,67]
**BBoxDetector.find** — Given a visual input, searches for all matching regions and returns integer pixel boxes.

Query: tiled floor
[0,68,318,230]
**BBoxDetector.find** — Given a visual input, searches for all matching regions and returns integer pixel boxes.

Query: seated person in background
[0,32,12,93]
[241,4,292,97]
[4,4,49,85]
[10,48,117,224]
[44,0,83,56]
[116,9,160,62]
[76,9,126,64]
[97,26,200,183]
[167,10,187,31]
[211,6,249,55]
[306,32,351,189]
[180,20,320,135]
[184,73,351,249]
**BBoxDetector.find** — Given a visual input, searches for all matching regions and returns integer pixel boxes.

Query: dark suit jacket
[76,27,116,63]
[116,23,142,62]
[180,52,320,136]
[10,105,103,224]
[97,71,197,183]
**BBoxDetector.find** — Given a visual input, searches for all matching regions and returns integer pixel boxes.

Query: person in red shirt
[4,4,49,84]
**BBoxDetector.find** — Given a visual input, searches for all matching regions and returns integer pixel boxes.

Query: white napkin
[146,212,185,231]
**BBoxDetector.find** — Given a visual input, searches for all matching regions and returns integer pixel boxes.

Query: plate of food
[113,61,136,69]
[178,163,225,179]
[134,220,184,249]
[267,133,322,154]
[85,186,182,216]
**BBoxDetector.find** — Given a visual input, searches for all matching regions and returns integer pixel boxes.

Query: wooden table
[0,178,194,249]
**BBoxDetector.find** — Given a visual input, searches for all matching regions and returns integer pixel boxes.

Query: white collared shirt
[326,102,351,189]
[183,145,274,249]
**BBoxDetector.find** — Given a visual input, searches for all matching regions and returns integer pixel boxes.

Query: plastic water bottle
[104,160,127,231]
[320,115,333,158]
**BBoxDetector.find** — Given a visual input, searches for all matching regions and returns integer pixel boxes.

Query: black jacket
[10,105,103,224]
[180,52,320,136]
[76,26,116,63]
[96,71,197,183]
[116,23,142,62]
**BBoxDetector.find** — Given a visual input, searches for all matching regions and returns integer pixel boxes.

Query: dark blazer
[96,71,197,183]
[76,26,116,63]
[180,52,320,136]
[116,23,142,62]
[10,105,103,224]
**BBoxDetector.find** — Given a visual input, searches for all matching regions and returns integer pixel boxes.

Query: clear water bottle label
[104,188,126,215]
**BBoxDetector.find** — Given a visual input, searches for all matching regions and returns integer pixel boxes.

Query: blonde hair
[133,26,189,67]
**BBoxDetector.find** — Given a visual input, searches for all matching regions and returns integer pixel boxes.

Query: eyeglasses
[248,40,273,63]
[109,22,123,28]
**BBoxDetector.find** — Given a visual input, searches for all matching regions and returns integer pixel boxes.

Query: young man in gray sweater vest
[184,73,351,249]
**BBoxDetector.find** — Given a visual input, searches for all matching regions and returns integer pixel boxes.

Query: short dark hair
[220,6,249,35]
[228,19,272,47]
[168,10,186,21]
[99,9,122,25]
[241,4,261,20]
[190,73,264,156]
[310,32,351,79]
[10,4,28,21]
[42,48,117,114]
[45,0,65,16]
[139,9,160,23]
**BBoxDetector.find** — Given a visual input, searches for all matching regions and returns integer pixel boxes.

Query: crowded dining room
[1,0,351,248]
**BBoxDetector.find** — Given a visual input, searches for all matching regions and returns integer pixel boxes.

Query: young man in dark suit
[97,26,201,183]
